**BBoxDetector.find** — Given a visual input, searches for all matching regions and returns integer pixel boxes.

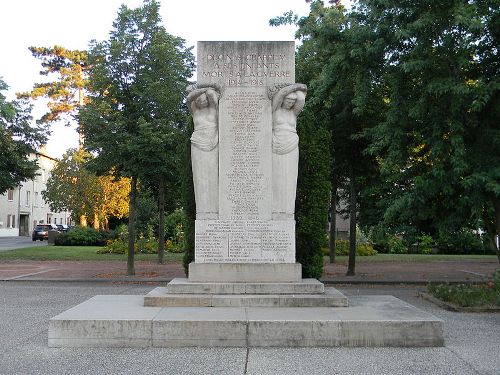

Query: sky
[0,0,323,158]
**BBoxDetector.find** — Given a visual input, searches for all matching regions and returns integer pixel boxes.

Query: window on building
[12,215,15,228]
[25,191,30,206]
[6,214,15,228]
[7,189,14,201]
[34,192,39,207]
[60,218,63,224]
[7,215,11,228]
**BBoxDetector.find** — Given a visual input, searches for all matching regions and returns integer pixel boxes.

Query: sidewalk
[0,258,497,283]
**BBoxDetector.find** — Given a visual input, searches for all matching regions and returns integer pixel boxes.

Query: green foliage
[436,229,490,255]
[17,46,88,127]
[427,271,500,307]
[357,243,378,256]
[43,148,130,227]
[326,239,377,256]
[387,235,408,254]
[164,208,187,253]
[181,120,196,274]
[55,227,111,246]
[295,109,331,278]
[358,0,500,256]
[0,78,47,194]
[417,234,434,255]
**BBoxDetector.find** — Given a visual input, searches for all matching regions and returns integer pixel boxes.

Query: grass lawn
[0,245,184,262]
[325,254,498,263]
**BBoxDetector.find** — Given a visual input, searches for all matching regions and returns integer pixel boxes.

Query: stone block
[188,262,301,282]
[165,278,325,295]
[152,307,247,347]
[48,296,160,348]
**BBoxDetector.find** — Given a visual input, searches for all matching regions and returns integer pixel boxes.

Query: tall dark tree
[81,0,194,274]
[274,1,385,275]
[0,78,47,194]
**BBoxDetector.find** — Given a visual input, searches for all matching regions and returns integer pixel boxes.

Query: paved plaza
[1,282,499,375]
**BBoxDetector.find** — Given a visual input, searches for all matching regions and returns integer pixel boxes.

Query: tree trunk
[93,211,99,230]
[79,214,87,227]
[346,169,356,276]
[158,182,166,264]
[329,184,337,263]
[492,196,500,264]
[78,87,85,149]
[127,176,137,276]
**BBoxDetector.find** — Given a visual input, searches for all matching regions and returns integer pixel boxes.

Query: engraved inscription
[219,87,271,220]
[195,220,295,263]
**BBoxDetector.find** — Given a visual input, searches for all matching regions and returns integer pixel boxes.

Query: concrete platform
[144,286,348,307]
[49,294,444,348]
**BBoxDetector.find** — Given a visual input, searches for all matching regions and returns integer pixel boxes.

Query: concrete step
[144,287,348,307]
[166,278,324,294]
[48,294,444,348]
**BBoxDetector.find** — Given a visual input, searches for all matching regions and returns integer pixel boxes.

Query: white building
[0,150,71,237]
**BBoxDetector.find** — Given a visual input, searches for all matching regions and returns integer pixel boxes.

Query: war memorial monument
[48,41,444,347]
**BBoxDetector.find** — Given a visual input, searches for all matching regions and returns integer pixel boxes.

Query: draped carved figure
[187,84,221,219]
[270,83,307,220]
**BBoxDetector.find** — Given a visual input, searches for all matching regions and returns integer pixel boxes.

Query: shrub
[322,240,377,256]
[416,234,434,254]
[97,239,127,254]
[436,229,490,254]
[387,235,408,254]
[427,271,500,307]
[367,224,389,253]
[165,209,187,254]
[55,226,111,246]
[357,243,378,256]
[135,237,158,254]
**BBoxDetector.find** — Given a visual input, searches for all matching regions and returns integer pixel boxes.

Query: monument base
[188,262,301,282]
[48,294,444,348]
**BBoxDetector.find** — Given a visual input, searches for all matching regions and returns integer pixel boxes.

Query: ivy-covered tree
[0,78,47,194]
[80,0,194,274]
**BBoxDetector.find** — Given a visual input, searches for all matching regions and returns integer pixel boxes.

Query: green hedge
[55,227,111,246]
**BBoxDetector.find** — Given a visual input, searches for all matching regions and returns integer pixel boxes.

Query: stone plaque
[195,220,295,263]
[197,41,295,88]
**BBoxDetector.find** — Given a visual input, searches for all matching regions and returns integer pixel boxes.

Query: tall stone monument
[186,41,306,281]
[48,41,444,349]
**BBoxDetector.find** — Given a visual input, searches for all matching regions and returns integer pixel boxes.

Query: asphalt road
[0,283,499,375]
[0,236,47,252]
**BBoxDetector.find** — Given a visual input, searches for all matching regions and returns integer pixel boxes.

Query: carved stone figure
[270,83,307,220]
[187,84,221,219]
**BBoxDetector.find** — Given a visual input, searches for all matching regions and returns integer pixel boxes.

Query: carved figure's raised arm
[186,84,221,113]
[205,88,220,109]
[271,83,308,113]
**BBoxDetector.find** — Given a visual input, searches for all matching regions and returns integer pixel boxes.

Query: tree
[17,46,88,146]
[81,0,194,274]
[274,1,385,275]
[0,78,47,194]
[360,0,500,262]
[42,148,130,228]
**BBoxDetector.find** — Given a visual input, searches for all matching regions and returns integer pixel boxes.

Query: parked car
[32,224,59,241]
[56,224,70,232]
